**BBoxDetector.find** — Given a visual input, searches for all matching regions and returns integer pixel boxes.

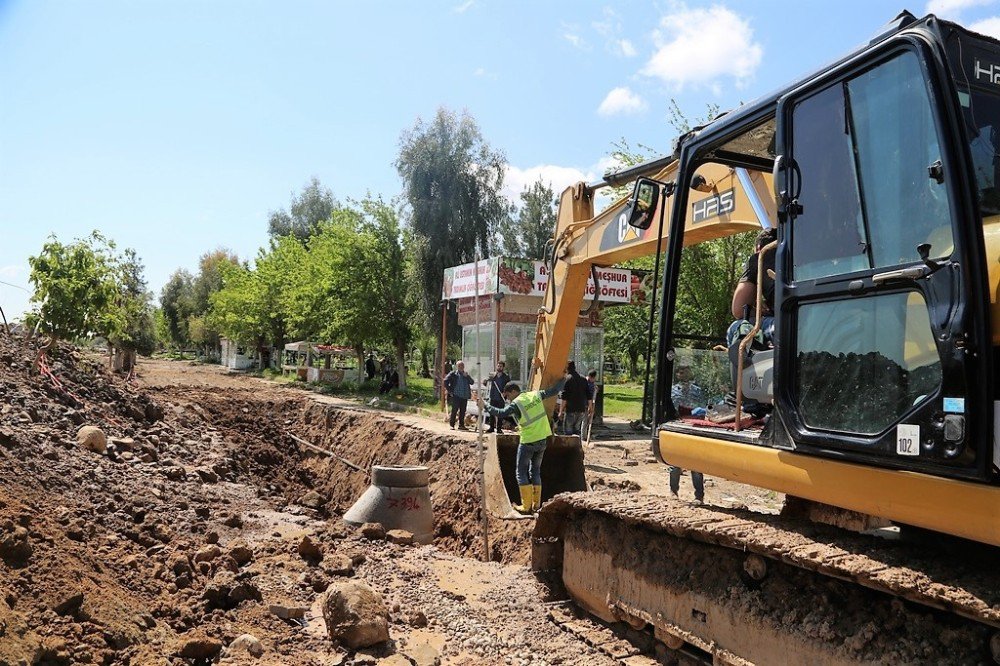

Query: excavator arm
[529,159,774,399]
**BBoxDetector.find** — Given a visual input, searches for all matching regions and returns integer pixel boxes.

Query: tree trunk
[420,346,431,378]
[628,350,640,380]
[395,338,407,391]
[355,344,365,386]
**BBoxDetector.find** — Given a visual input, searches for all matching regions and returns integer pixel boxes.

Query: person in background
[483,375,567,514]
[444,360,474,430]
[586,370,598,411]
[584,369,598,440]
[729,226,777,348]
[379,365,399,395]
[669,364,705,503]
[365,353,377,381]
[559,361,591,437]
[670,365,704,417]
[484,360,510,434]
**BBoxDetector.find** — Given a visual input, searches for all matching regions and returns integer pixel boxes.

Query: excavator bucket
[483,433,589,519]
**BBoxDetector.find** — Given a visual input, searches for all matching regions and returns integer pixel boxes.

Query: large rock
[321,581,390,649]
[226,633,263,658]
[76,426,107,454]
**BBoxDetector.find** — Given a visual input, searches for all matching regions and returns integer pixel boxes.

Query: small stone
[203,571,260,608]
[53,589,84,616]
[322,554,354,577]
[359,522,386,541]
[226,633,264,658]
[321,581,390,649]
[385,530,413,546]
[378,656,411,666]
[227,539,253,566]
[109,436,135,451]
[223,513,243,528]
[164,466,186,481]
[194,467,219,483]
[176,634,222,659]
[193,545,221,563]
[299,490,326,510]
[206,531,219,545]
[269,602,307,620]
[404,642,441,666]
[0,427,17,449]
[297,535,322,563]
[76,426,107,454]
[407,610,428,628]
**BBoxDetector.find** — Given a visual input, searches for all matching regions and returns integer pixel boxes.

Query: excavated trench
[160,386,535,565]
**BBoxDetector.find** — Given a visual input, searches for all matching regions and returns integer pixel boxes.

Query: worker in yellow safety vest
[484,377,566,514]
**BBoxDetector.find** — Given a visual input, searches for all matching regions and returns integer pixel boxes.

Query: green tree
[210,236,304,366]
[396,107,508,334]
[498,178,555,259]
[268,177,338,241]
[160,269,195,348]
[27,231,122,345]
[358,196,417,389]
[111,248,157,359]
[283,209,373,381]
[602,265,654,379]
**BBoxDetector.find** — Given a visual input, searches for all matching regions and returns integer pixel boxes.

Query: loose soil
[0,340,782,666]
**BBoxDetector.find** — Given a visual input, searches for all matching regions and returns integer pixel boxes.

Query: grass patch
[261,370,443,411]
[601,383,645,419]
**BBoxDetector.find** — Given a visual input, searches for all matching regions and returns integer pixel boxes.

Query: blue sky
[2,0,1000,320]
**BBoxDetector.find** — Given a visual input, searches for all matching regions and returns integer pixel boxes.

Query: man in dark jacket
[444,360,474,430]
[484,361,510,434]
[559,361,591,437]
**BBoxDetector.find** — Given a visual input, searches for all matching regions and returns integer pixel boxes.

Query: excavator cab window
[626,178,660,230]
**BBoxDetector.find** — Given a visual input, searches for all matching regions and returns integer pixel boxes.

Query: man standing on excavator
[483,376,566,514]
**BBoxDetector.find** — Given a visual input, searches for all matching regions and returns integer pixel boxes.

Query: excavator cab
[653,13,1000,543]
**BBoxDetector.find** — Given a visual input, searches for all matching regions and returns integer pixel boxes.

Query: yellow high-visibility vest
[512,391,552,444]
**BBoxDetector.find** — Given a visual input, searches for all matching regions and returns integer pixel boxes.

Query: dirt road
[0,345,780,665]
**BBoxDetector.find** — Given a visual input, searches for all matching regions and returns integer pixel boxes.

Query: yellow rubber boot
[513,485,533,514]
[531,485,542,512]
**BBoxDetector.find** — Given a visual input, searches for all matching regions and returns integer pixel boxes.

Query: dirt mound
[0,335,533,664]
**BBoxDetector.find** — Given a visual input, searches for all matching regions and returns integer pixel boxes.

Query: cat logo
[617,212,641,244]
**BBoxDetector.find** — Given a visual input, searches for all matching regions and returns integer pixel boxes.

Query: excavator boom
[530,161,771,395]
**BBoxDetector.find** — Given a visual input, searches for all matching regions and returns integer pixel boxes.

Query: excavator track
[533,490,1000,665]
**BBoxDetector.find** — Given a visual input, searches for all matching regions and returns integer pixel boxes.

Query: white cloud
[969,15,1000,36]
[617,39,637,57]
[0,265,26,280]
[926,0,996,19]
[597,86,648,117]
[560,21,590,50]
[473,67,497,79]
[642,5,763,90]
[503,158,627,213]
[503,164,594,204]
[454,0,474,13]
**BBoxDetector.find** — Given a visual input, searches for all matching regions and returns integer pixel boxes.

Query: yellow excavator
[529,10,1000,665]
